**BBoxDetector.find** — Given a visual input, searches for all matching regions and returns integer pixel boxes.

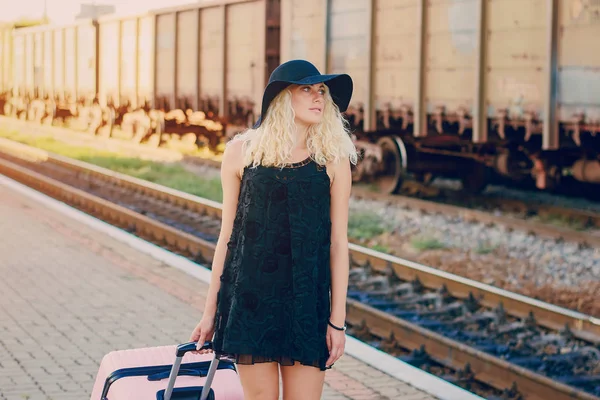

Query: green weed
[535,213,587,231]
[410,235,447,251]
[474,242,498,254]
[0,129,223,202]
[348,210,389,241]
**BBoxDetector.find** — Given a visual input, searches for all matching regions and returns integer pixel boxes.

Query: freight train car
[281,0,600,195]
[0,24,14,114]
[0,24,12,92]
[94,0,280,145]
[95,12,153,109]
[3,0,599,197]
[92,0,279,145]
[93,11,156,138]
[3,0,280,144]
[3,19,101,126]
[146,0,280,145]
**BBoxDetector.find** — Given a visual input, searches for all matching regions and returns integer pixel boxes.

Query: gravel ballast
[349,197,600,317]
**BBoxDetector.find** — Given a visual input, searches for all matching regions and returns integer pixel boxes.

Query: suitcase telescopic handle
[164,341,218,400]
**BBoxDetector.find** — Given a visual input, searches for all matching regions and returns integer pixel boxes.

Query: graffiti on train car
[495,77,543,114]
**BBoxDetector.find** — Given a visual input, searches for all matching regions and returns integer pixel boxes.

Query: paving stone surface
[0,180,439,400]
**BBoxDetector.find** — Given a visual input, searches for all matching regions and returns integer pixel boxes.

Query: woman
[189,59,357,400]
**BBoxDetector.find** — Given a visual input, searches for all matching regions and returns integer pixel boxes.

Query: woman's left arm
[325,157,352,368]
[328,157,351,328]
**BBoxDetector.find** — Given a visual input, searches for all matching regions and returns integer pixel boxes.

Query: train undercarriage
[350,106,600,200]
[2,90,599,200]
[0,91,231,150]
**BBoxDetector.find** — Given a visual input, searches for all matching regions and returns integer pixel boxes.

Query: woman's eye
[301,86,324,94]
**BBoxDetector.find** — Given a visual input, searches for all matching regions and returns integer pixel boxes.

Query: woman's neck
[293,123,309,150]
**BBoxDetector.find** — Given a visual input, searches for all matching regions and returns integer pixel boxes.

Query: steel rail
[347,299,600,400]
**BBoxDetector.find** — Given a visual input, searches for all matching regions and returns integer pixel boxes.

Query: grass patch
[0,129,117,159]
[83,156,223,202]
[0,129,223,202]
[535,213,587,231]
[410,235,447,251]
[370,244,391,253]
[353,182,381,193]
[348,210,388,241]
[474,242,498,255]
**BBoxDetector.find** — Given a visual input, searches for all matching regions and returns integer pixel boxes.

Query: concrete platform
[0,174,482,400]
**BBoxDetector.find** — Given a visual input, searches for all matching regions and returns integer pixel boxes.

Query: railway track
[1,132,597,317]
[183,155,600,249]
[0,143,599,400]
[3,116,599,247]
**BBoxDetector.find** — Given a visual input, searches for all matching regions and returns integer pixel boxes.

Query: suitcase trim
[100,360,236,399]
[157,386,216,400]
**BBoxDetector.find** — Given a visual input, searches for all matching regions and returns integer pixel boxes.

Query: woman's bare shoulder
[325,155,351,184]
[224,137,245,158]
[222,137,247,178]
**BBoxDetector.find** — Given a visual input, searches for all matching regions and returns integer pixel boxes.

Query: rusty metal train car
[1,23,15,114]
[281,0,600,194]
[1,0,280,142]
[0,18,100,125]
[1,0,599,196]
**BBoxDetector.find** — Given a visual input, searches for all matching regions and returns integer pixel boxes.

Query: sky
[0,0,196,25]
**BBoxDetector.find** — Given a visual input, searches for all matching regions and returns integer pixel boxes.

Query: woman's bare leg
[236,362,280,400]
[280,362,326,400]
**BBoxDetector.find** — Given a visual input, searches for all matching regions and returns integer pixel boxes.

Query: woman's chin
[296,115,323,127]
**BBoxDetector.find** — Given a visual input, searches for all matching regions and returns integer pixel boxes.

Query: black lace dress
[212,156,332,371]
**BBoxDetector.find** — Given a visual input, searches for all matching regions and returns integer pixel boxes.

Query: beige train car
[96,12,155,108]
[0,24,13,94]
[150,0,280,126]
[4,0,598,193]
[282,0,600,193]
[9,20,99,101]
[556,0,600,144]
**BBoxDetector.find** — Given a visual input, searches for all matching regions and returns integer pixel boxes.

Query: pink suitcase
[90,341,244,400]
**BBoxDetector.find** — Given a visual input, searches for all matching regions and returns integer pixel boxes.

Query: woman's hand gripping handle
[189,315,216,355]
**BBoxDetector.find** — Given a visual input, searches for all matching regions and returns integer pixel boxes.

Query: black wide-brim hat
[253,59,353,128]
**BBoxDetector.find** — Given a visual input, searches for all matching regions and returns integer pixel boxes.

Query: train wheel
[373,136,407,194]
[461,163,490,194]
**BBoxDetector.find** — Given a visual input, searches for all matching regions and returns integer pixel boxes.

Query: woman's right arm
[202,139,244,319]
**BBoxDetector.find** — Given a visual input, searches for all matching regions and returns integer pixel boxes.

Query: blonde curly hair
[229,84,358,169]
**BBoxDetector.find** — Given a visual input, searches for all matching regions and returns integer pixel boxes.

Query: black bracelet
[328,320,347,331]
